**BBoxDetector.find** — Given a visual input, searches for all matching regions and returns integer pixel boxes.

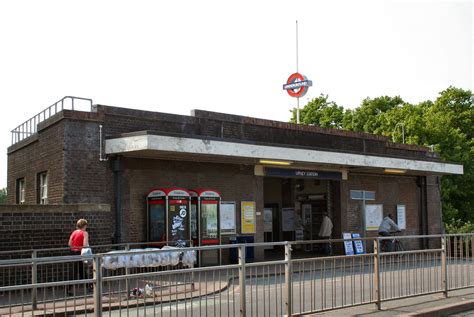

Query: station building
[6,97,463,259]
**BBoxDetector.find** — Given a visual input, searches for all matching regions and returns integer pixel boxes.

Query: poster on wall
[263,208,273,232]
[220,201,236,235]
[241,201,256,234]
[396,204,406,230]
[282,208,295,232]
[365,204,383,231]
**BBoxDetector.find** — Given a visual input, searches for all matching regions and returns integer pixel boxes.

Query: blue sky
[0,0,472,188]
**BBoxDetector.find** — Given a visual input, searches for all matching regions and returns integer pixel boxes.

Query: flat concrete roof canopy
[106,133,463,176]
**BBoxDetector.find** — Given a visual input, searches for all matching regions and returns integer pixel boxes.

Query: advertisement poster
[241,201,256,234]
[282,208,295,232]
[168,203,189,247]
[365,204,383,231]
[220,201,236,235]
[397,204,406,230]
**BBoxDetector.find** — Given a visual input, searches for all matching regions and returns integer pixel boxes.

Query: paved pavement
[312,288,474,316]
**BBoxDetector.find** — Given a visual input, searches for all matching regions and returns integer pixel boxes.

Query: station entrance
[262,169,342,255]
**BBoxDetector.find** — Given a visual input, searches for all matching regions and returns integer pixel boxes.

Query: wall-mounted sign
[220,201,236,235]
[396,204,406,230]
[265,167,342,180]
[365,204,383,231]
[283,73,312,98]
[241,201,256,234]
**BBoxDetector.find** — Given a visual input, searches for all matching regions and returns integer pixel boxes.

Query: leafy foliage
[293,87,473,229]
[0,188,6,204]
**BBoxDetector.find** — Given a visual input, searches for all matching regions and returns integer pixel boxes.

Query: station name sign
[265,167,342,180]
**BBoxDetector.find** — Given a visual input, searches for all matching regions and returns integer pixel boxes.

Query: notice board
[365,204,383,231]
[241,201,256,234]
[220,201,236,235]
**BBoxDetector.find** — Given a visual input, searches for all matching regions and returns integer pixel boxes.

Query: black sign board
[265,167,342,180]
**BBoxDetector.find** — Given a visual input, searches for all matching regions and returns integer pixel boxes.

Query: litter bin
[229,236,255,263]
[237,236,254,262]
[229,237,238,264]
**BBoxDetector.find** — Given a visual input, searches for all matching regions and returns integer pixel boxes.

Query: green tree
[293,87,474,228]
[0,188,6,204]
[290,94,344,128]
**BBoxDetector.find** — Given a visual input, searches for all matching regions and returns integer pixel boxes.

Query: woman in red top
[69,219,89,252]
[68,219,90,294]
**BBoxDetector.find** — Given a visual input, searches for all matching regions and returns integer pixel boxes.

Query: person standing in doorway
[68,219,90,294]
[319,215,333,255]
[378,214,400,252]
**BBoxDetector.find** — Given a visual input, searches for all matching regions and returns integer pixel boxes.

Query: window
[350,190,375,201]
[37,172,48,204]
[16,178,25,204]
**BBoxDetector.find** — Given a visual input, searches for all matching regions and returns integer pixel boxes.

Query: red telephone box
[147,188,191,247]
[191,189,221,266]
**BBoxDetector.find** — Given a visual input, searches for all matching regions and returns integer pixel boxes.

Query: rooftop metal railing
[0,234,473,316]
[10,96,93,145]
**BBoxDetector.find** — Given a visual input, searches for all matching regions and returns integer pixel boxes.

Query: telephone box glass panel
[200,203,218,239]
[149,203,165,241]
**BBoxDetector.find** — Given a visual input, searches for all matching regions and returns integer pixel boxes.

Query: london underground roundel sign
[283,73,312,98]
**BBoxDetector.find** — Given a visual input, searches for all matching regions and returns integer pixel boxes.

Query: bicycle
[380,231,405,253]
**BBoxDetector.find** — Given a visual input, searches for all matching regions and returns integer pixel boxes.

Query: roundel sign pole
[283,72,312,124]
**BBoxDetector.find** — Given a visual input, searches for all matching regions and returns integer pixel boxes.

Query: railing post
[31,250,37,310]
[284,242,292,316]
[238,244,246,317]
[93,255,103,317]
[374,238,382,310]
[441,235,448,297]
[125,244,130,295]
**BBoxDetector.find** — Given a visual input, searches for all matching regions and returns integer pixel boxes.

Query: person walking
[378,214,400,252]
[319,215,333,255]
[68,218,90,294]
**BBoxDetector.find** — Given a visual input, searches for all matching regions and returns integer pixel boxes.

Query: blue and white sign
[352,233,365,254]
[343,232,354,256]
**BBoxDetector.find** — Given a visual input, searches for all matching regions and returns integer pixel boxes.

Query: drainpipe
[113,156,124,244]
[418,176,428,249]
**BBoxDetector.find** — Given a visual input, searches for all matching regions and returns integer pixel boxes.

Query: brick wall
[0,204,113,254]
[7,119,65,204]
[342,173,421,236]
[99,105,436,160]
[121,158,264,259]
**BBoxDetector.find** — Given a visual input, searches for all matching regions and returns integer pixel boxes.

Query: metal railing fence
[0,234,473,316]
[10,96,93,145]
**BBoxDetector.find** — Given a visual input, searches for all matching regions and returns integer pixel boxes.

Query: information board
[241,201,256,234]
[343,232,354,255]
[352,233,365,254]
[396,204,406,230]
[365,204,383,231]
[263,208,273,232]
[220,201,236,235]
[282,208,295,232]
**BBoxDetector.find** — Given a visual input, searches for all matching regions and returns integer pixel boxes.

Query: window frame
[16,178,25,204]
[37,172,48,204]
